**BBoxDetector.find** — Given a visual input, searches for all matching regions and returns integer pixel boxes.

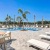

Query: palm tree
[5,14,9,22]
[42,16,44,27]
[16,16,22,27]
[5,14,9,27]
[18,9,30,29]
[14,15,16,27]
[5,14,13,28]
[5,15,13,22]
[34,15,36,27]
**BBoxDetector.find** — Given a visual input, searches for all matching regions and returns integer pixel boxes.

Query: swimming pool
[0,27,40,31]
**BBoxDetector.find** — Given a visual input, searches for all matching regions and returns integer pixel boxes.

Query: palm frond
[22,14,26,19]
[18,9,23,14]
[5,15,13,22]
[17,16,22,20]
[22,14,28,21]
[8,16,13,20]
[24,11,30,14]
[16,16,22,22]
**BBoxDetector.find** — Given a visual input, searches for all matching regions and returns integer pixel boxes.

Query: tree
[5,14,13,28]
[42,16,44,27]
[34,15,36,27]
[5,14,9,22]
[37,21,42,24]
[16,16,22,27]
[14,15,16,26]
[5,15,13,22]
[18,9,30,29]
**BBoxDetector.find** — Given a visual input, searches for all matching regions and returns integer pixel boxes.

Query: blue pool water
[0,27,40,31]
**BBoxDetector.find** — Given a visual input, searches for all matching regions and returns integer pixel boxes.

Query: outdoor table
[0,35,6,50]
[0,32,5,35]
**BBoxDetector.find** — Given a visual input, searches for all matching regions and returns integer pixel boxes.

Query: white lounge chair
[39,34,50,39]
[27,39,50,50]
[41,26,43,28]
[45,32,50,35]
[5,31,11,40]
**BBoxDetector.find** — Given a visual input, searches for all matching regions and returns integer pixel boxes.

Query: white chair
[0,35,6,50]
[41,26,43,28]
[27,39,50,50]
[45,26,48,28]
[45,32,50,35]
[5,31,11,40]
[39,34,50,39]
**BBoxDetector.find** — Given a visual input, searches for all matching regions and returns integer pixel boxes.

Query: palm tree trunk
[42,17,43,27]
[34,19,35,27]
[34,15,35,27]
[9,24,10,28]
[23,22,24,29]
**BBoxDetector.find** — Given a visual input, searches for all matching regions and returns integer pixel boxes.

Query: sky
[0,0,50,22]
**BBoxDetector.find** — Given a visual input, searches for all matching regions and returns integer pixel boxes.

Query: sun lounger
[27,39,50,50]
[45,32,49,33]
[45,32,50,35]
[5,31,11,40]
[39,34,50,39]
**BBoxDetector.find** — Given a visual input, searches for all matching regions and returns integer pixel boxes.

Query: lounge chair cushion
[27,39,50,50]
[39,34,50,39]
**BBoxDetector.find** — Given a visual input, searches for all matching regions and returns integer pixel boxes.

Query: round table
[0,32,5,35]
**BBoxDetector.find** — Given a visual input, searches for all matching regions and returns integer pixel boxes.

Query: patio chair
[0,35,6,50]
[39,34,50,40]
[5,31,11,40]
[45,32,50,35]
[27,39,50,50]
